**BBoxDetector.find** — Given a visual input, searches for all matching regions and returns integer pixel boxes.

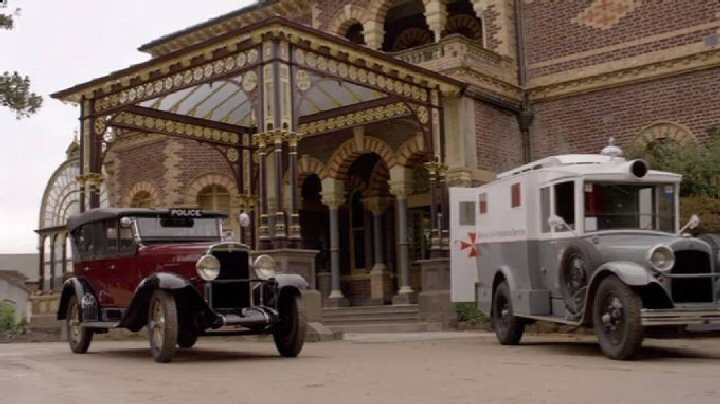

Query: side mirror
[239,212,251,228]
[679,213,700,234]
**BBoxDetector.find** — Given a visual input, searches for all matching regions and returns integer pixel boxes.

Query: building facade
[39,0,720,312]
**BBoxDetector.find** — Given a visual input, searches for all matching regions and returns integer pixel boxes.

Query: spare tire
[697,233,720,269]
[558,241,602,318]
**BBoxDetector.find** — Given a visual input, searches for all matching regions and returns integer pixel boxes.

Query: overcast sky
[0,0,253,253]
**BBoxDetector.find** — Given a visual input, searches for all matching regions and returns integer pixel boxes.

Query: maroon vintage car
[57,208,308,363]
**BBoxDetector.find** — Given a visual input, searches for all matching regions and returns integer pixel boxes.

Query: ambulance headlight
[253,254,276,280]
[648,245,674,272]
[196,254,221,281]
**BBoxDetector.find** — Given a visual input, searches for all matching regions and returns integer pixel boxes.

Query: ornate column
[363,20,385,50]
[365,196,391,304]
[425,160,442,257]
[272,130,287,248]
[79,98,103,210]
[438,162,449,255]
[389,166,416,304]
[424,0,448,42]
[286,132,302,248]
[321,179,348,307]
[253,133,273,250]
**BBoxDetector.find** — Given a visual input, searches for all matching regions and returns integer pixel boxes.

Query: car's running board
[517,314,583,326]
[79,321,119,328]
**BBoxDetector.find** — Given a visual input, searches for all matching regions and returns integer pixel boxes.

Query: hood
[588,231,712,265]
[138,241,249,263]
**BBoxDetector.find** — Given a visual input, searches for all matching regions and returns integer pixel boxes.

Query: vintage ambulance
[450,139,720,359]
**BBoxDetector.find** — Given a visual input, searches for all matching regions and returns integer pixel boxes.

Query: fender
[580,261,660,325]
[117,272,212,332]
[268,273,309,307]
[479,266,519,314]
[589,261,656,287]
[57,278,97,320]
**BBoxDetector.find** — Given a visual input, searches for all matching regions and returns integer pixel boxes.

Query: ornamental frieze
[112,112,240,145]
[298,102,411,136]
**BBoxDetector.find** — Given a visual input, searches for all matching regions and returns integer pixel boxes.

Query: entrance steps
[321,304,442,334]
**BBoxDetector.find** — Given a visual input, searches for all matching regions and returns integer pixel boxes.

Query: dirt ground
[1,333,720,404]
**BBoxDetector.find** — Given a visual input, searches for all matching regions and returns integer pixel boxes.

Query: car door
[98,219,138,308]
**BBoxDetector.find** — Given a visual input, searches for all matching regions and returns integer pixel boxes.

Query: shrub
[680,195,720,234]
[0,301,18,338]
[455,302,488,324]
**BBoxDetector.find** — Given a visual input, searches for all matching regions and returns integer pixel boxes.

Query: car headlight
[253,254,276,280]
[647,245,674,272]
[196,254,220,281]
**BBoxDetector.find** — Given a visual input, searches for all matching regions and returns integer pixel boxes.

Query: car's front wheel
[66,295,94,353]
[592,275,643,360]
[273,293,306,357]
[147,290,178,363]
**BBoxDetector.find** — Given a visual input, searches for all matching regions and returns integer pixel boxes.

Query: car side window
[118,225,136,255]
[74,225,96,260]
[102,219,118,256]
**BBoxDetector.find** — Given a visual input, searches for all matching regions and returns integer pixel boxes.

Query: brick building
[39,0,720,317]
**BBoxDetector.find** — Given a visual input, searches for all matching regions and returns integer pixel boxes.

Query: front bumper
[211,306,279,329]
[641,307,720,326]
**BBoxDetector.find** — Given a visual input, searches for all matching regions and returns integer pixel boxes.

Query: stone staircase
[321,304,442,335]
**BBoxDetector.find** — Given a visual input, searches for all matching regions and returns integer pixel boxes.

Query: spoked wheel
[147,290,178,363]
[492,281,525,345]
[66,295,94,354]
[273,293,306,357]
[592,276,643,360]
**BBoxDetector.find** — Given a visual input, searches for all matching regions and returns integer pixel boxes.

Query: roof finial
[600,136,623,157]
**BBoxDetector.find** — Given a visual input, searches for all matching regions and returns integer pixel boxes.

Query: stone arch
[122,180,159,207]
[184,173,238,205]
[396,133,427,167]
[284,155,329,185]
[634,121,697,148]
[327,5,369,36]
[327,136,398,180]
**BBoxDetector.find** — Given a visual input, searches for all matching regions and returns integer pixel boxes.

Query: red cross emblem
[459,232,478,257]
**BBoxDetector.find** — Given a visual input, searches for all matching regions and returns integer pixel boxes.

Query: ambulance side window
[459,201,476,226]
[554,181,575,229]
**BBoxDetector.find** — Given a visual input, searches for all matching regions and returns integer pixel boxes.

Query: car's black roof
[67,208,227,231]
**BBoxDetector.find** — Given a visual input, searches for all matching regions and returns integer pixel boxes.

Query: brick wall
[116,140,169,204]
[474,100,523,172]
[172,139,237,203]
[316,0,372,30]
[523,1,720,77]
[530,68,720,159]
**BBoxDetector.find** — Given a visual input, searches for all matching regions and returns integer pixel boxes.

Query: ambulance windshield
[583,182,676,232]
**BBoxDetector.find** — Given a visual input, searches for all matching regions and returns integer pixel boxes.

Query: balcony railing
[392,34,516,84]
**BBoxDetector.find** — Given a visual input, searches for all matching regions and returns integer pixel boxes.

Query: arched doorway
[299,174,330,273]
[339,153,395,304]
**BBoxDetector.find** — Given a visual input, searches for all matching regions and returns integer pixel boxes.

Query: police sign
[169,208,203,217]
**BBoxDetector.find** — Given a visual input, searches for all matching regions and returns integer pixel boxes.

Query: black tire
[592,275,644,360]
[66,295,94,354]
[559,243,601,318]
[491,281,525,345]
[273,293,306,357]
[147,290,178,363]
[177,330,198,348]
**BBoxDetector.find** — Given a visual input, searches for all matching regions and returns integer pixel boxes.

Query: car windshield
[583,182,675,232]
[135,216,221,240]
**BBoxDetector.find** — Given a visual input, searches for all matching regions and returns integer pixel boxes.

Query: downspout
[515,0,534,163]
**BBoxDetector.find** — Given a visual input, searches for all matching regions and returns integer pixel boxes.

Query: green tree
[1,8,43,119]
[628,127,720,233]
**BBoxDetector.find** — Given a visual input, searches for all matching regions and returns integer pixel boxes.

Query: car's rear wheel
[592,275,643,360]
[147,290,178,363]
[66,295,94,354]
[492,281,525,345]
[273,293,306,357]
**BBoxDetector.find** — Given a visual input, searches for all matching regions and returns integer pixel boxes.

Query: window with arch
[345,22,366,45]
[197,185,231,224]
[382,0,433,52]
[130,191,154,208]
[442,0,484,42]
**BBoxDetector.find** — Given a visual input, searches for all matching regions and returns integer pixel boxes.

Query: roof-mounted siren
[600,137,623,158]
[628,158,648,178]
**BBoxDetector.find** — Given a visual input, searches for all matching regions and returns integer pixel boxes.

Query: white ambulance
[450,139,720,359]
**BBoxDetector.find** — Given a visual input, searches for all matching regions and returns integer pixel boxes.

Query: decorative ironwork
[112,112,240,145]
[298,102,411,136]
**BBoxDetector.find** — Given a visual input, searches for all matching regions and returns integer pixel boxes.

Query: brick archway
[284,155,329,185]
[327,136,397,180]
[634,121,697,148]
[327,5,369,36]
[184,173,237,204]
[395,132,427,167]
[123,181,159,207]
